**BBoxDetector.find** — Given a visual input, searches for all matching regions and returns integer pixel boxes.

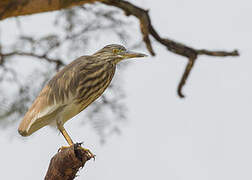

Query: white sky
[0,0,252,179]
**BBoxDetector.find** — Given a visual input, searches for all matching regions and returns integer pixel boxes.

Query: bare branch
[0,51,64,70]
[0,0,104,20]
[197,49,239,57]
[102,0,240,98]
[177,57,196,98]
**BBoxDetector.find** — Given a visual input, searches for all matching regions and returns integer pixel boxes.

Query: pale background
[0,0,252,179]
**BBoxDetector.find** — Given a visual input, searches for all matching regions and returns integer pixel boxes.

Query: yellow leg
[57,124,95,159]
[57,124,74,146]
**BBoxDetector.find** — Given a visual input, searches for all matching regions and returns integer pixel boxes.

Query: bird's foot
[58,143,95,160]
[78,146,96,161]
[58,145,71,152]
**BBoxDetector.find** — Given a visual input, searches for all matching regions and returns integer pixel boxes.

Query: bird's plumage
[18,44,146,144]
[18,55,115,136]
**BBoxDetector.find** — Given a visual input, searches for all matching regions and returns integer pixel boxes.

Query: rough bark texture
[0,0,103,20]
[44,143,94,180]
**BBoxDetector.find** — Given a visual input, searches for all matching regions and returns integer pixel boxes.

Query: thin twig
[0,51,65,70]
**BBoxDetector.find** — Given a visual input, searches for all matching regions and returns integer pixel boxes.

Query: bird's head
[93,44,147,64]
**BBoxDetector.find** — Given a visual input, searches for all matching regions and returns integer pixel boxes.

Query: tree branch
[102,0,240,98]
[0,51,64,70]
[45,143,94,180]
[0,0,106,20]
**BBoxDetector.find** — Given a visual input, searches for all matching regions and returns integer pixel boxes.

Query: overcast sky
[1,0,252,179]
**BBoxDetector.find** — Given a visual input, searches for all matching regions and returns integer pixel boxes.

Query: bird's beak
[123,50,148,59]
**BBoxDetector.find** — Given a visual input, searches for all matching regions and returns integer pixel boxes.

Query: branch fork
[102,0,239,98]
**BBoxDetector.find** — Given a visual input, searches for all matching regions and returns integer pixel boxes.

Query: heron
[18,44,147,148]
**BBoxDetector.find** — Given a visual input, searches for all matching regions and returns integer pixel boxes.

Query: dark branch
[0,0,103,20]
[177,57,196,98]
[102,0,240,98]
[45,143,94,180]
[197,49,239,57]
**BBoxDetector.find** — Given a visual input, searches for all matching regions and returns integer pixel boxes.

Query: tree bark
[45,143,94,180]
[0,0,103,20]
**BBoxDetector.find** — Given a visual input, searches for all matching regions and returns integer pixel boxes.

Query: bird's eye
[113,49,120,54]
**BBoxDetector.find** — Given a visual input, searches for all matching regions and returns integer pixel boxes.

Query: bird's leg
[57,123,94,158]
[57,124,74,152]
[57,123,74,146]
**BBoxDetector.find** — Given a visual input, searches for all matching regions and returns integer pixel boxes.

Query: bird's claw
[57,143,95,161]
[74,143,95,161]
[58,145,71,152]
[80,147,96,161]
